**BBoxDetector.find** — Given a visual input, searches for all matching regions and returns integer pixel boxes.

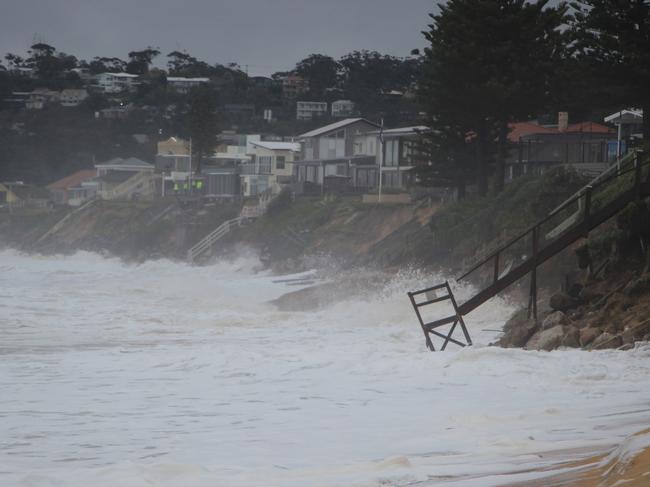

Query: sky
[1,0,438,76]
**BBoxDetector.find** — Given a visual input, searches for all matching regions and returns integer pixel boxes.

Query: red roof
[565,121,614,134]
[508,122,557,142]
[47,169,96,190]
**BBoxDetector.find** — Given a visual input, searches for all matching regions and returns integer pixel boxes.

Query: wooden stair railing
[409,150,649,351]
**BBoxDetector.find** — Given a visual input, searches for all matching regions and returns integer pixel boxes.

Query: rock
[603,292,633,314]
[499,318,538,348]
[562,326,581,348]
[526,325,565,352]
[579,287,604,303]
[591,332,622,350]
[549,292,579,312]
[567,309,583,321]
[618,343,635,351]
[580,327,600,347]
[643,334,650,342]
[542,311,569,330]
[622,327,636,345]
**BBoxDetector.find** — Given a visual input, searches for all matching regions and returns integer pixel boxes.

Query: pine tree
[572,0,650,139]
[419,0,569,195]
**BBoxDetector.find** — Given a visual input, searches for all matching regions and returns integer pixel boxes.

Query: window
[385,139,399,167]
[276,156,286,170]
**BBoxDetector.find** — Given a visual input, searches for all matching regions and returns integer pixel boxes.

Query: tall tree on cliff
[187,85,218,174]
[572,0,650,140]
[295,54,340,98]
[126,47,160,75]
[419,0,569,196]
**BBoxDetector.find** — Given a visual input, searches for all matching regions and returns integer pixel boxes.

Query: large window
[275,156,286,170]
[384,139,399,167]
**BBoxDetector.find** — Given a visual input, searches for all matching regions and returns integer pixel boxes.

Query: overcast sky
[2,0,439,76]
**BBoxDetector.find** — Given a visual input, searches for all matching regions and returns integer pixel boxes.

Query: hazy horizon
[2,0,438,76]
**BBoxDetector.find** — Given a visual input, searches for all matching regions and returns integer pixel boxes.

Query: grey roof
[95,157,154,169]
[298,118,379,139]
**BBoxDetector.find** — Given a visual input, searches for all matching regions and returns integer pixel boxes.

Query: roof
[565,121,614,134]
[95,171,134,184]
[604,109,643,124]
[100,72,138,78]
[47,169,96,190]
[95,157,154,169]
[299,118,379,138]
[167,77,210,82]
[366,126,429,137]
[250,140,301,152]
[508,122,557,142]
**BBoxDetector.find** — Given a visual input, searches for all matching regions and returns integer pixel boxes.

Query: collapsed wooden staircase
[409,150,650,351]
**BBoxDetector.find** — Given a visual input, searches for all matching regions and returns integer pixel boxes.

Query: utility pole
[378,118,384,203]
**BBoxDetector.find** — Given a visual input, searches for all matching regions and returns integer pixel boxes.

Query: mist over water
[2,250,650,486]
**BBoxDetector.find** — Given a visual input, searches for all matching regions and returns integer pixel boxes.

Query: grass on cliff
[430,167,589,263]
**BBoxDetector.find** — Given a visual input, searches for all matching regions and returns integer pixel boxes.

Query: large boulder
[549,292,579,312]
[562,326,581,348]
[580,327,600,347]
[591,332,623,350]
[542,311,569,330]
[526,325,565,351]
[498,309,539,348]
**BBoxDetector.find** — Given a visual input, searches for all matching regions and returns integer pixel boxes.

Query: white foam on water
[1,249,650,486]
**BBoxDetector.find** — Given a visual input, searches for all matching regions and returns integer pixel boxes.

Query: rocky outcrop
[498,271,650,352]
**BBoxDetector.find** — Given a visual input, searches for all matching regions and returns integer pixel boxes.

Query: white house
[59,89,89,107]
[242,140,301,196]
[94,157,156,200]
[331,100,355,118]
[166,77,210,94]
[94,72,139,94]
[297,101,328,121]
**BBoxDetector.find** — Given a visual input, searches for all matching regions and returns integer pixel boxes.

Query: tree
[167,50,213,77]
[88,56,126,74]
[419,0,569,196]
[295,54,340,97]
[572,0,650,139]
[187,85,219,174]
[126,47,160,75]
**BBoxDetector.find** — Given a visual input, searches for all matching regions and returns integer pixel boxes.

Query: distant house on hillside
[94,72,139,94]
[166,76,210,94]
[59,89,89,107]
[296,101,328,121]
[282,75,309,98]
[47,169,97,205]
[331,100,355,118]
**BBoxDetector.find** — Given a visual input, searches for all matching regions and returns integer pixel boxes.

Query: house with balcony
[166,77,209,94]
[331,100,355,118]
[282,75,309,99]
[294,118,380,194]
[506,113,618,180]
[245,140,301,195]
[94,72,139,94]
[364,126,428,190]
[296,101,328,121]
[59,89,89,107]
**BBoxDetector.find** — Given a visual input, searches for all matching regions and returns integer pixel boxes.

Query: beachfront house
[94,157,156,200]
[294,118,380,194]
